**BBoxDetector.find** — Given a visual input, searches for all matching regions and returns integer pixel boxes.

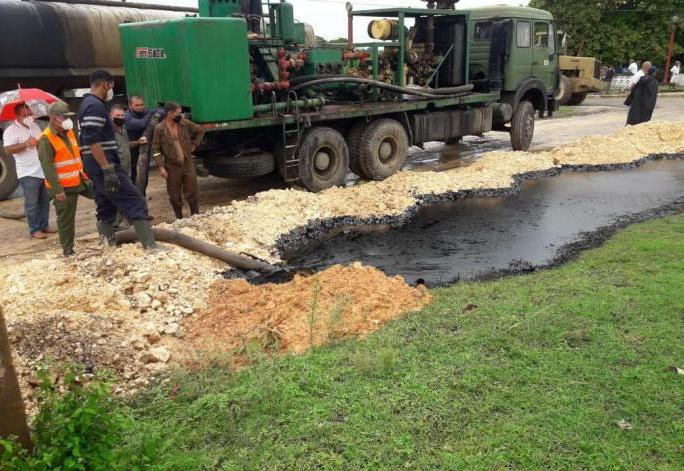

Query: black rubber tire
[510,101,535,151]
[555,75,573,105]
[0,148,19,200]
[205,152,275,178]
[346,120,368,178]
[357,118,408,180]
[298,127,349,192]
[566,92,588,106]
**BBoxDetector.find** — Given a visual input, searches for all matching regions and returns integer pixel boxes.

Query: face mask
[132,109,146,118]
[21,116,34,126]
[105,88,114,102]
[113,117,125,126]
[61,118,74,131]
[173,114,182,123]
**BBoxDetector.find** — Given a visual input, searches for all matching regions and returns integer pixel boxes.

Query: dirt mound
[184,263,431,357]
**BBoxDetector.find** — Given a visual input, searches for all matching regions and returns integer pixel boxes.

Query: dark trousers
[18,176,50,235]
[87,164,149,223]
[130,146,140,184]
[166,159,199,219]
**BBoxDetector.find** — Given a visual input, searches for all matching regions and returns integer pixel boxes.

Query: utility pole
[663,16,680,84]
[0,307,31,451]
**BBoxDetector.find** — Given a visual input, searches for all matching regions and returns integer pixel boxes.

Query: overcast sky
[131,0,530,40]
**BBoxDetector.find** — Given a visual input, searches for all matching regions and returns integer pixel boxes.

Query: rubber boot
[96,221,116,246]
[131,219,167,252]
[189,202,200,216]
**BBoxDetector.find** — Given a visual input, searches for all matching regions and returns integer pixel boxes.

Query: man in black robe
[626,66,659,126]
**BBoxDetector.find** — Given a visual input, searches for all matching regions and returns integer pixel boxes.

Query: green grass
[113,215,684,470]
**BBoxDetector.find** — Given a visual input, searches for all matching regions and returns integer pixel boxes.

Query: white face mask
[61,118,74,131]
[105,88,114,102]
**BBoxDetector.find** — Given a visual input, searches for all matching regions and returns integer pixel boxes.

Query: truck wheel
[346,120,367,178]
[0,150,19,200]
[567,92,588,106]
[298,127,349,192]
[357,118,408,180]
[510,101,535,151]
[555,75,573,105]
[205,152,275,178]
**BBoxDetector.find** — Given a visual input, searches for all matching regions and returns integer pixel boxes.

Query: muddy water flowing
[288,159,684,285]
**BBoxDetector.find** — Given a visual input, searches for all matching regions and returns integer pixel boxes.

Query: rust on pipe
[114,228,279,274]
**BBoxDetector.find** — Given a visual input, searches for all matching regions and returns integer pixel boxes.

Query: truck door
[532,21,556,93]
[507,19,532,89]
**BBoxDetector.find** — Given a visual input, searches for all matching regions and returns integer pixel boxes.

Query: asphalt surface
[1,94,683,258]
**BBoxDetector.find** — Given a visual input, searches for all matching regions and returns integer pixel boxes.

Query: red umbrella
[0,87,60,121]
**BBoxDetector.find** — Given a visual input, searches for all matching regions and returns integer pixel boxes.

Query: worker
[2,102,54,239]
[630,60,650,89]
[628,59,638,76]
[151,101,205,219]
[77,70,164,251]
[124,94,150,184]
[133,106,166,195]
[670,61,680,90]
[111,104,131,228]
[37,101,93,256]
[626,66,659,126]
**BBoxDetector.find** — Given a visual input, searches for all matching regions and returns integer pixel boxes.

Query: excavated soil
[2,121,683,414]
[185,263,430,359]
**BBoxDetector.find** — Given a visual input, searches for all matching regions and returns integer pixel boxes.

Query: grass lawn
[113,214,684,470]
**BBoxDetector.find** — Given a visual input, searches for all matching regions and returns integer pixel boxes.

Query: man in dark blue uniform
[78,70,163,251]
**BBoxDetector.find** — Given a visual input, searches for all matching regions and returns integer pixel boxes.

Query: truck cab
[466,6,558,118]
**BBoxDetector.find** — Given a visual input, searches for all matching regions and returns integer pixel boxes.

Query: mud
[283,156,684,286]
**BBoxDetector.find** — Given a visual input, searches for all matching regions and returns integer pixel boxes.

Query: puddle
[288,159,684,286]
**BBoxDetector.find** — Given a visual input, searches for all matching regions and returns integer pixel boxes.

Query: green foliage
[529,0,684,67]
[0,367,123,471]
[111,214,684,469]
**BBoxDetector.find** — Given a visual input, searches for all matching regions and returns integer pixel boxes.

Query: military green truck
[119,0,558,192]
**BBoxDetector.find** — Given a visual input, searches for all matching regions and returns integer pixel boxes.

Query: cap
[48,101,74,117]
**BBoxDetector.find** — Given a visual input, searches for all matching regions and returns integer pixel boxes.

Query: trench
[282,157,684,286]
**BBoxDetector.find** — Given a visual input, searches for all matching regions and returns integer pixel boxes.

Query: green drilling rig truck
[119,0,559,192]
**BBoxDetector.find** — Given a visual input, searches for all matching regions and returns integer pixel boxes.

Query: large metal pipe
[26,0,198,13]
[0,0,186,93]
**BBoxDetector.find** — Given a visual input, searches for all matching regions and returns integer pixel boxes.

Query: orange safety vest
[42,127,88,189]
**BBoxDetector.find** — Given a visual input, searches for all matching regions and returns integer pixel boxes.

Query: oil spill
[285,159,684,286]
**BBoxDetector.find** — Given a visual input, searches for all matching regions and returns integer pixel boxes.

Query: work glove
[103,165,121,193]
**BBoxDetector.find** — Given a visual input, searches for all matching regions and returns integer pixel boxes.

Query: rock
[163,323,179,335]
[134,273,151,284]
[135,292,153,309]
[129,335,146,351]
[151,299,163,310]
[147,331,162,344]
[181,306,194,315]
[140,346,171,364]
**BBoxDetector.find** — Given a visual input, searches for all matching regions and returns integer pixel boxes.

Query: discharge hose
[289,77,474,98]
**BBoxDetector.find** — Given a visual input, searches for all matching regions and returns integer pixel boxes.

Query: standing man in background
[2,103,54,239]
[37,102,92,256]
[628,59,638,76]
[124,95,151,184]
[151,101,204,219]
[78,70,163,251]
[111,104,131,228]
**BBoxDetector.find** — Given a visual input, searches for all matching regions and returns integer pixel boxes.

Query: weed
[326,294,350,340]
[308,278,321,347]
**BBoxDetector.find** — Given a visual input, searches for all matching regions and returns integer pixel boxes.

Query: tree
[0,307,31,451]
[530,0,684,67]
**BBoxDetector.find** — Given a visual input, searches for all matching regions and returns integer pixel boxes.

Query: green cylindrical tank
[273,2,296,43]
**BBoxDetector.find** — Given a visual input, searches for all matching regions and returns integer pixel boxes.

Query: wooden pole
[0,307,31,451]
[663,29,676,84]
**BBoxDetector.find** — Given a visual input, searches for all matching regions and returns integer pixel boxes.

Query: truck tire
[567,92,588,106]
[0,149,19,200]
[298,127,349,192]
[555,75,573,105]
[510,100,535,151]
[346,120,367,178]
[205,152,275,178]
[357,118,408,180]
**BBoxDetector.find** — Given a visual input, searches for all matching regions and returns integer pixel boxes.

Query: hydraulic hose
[289,76,474,98]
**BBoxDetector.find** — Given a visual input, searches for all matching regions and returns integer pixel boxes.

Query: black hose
[290,77,473,98]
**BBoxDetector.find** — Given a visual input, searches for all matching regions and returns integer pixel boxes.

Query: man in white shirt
[630,61,651,88]
[670,61,680,90]
[628,60,638,76]
[2,103,54,239]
